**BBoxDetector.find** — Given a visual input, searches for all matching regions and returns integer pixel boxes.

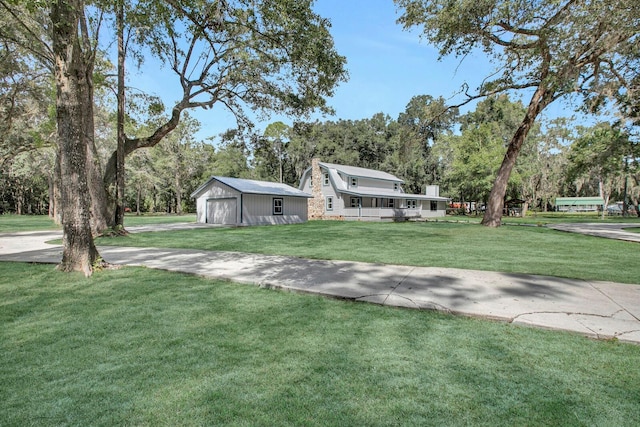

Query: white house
[191,176,311,226]
[299,159,449,220]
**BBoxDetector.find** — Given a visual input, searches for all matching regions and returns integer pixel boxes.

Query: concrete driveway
[1,224,639,344]
[547,223,640,243]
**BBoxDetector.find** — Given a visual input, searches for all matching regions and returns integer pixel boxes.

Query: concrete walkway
[547,222,640,243]
[1,224,639,344]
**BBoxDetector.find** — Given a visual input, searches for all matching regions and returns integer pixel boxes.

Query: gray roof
[319,162,403,182]
[341,187,450,201]
[192,176,312,199]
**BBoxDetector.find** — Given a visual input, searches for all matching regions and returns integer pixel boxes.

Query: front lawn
[0,214,195,232]
[0,215,61,232]
[1,262,639,426]
[97,220,640,284]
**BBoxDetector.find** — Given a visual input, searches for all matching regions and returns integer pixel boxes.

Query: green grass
[0,214,195,232]
[455,211,640,225]
[123,213,195,227]
[0,215,61,232]
[97,220,640,284]
[2,262,639,426]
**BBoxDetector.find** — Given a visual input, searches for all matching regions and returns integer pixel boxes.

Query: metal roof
[341,188,449,201]
[191,176,312,199]
[324,168,447,200]
[555,197,605,206]
[319,162,403,182]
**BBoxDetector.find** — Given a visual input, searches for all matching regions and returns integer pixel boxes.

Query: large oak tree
[395,0,640,226]
[3,0,346,275]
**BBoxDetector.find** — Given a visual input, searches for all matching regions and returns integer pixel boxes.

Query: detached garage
[191,176,312,226]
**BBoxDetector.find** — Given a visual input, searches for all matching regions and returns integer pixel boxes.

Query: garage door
[206,198,237,224]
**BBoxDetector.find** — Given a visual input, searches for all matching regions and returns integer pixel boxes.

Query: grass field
[97,220,640,284]
[1,262,639,426]
[0,214,195,232]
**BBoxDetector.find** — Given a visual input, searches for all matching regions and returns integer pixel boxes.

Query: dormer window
[393,183,399,191]
[350,177,358,187]
[323,172,330,186]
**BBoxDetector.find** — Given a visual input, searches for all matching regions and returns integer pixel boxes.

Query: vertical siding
[419,201,447,218]
[242,194,309,225]
[195,181,240,223]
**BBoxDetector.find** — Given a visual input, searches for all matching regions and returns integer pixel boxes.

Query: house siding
[194,178,310,226]
[195,182,240,224]
[300,159,448,220]
[342,175,400,193]
[242,194,308,225]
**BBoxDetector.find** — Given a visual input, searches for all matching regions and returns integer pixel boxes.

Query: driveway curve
[547,223,640,243]
[1,223,639,344]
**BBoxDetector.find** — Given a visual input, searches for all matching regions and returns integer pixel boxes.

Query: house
[299,159,449,220]
[191,176,311,226]
[555,197,605,213]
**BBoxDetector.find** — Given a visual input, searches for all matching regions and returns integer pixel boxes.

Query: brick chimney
[307,158,325,219]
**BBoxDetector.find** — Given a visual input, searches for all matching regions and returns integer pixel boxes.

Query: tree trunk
[522,201,529,218]
[114,0,126,229]
[481,85,553,227]
[51,147,62,224]
[87,128,110,233]
[175,175,183,215]
[51,0,100,276]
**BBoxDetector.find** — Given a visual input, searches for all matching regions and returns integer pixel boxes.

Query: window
[273,198,283,215]
[350,177,358,187]
[394,183,399,191]
[430,201,438,211]
[323,172,330,186]
[407,199,417,209]
[326,197,333,211]
[350,197,360,208]
[309,176,313,188]
[388,198,395,208]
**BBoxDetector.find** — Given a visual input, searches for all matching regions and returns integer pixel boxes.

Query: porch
[343,207,421,219]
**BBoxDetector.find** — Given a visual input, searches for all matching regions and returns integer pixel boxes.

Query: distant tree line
[3,92,638,217]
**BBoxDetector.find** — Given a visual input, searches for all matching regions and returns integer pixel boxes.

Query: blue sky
[133,0,590,143]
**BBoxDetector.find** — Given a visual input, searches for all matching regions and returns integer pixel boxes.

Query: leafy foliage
[395,0,640,225]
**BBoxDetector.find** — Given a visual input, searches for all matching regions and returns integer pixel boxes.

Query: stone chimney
[307,158,325,219]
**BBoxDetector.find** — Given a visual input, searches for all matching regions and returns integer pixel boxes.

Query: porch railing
[343,207,421,218]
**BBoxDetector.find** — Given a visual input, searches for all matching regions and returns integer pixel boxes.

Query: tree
[517,118,570,214]
[209,129,253,179]
[2,0,346,275]
[388,95,457,193]
[566,122,634,218]
[50,0,100,275]
[149,114,202,214]
[254,121,290,183]
[436,95,533,210]
[99,0,347,226]
[396,0,640,226]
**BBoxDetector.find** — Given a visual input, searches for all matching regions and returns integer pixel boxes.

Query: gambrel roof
[299,162,449,201]
[318,162,403,182]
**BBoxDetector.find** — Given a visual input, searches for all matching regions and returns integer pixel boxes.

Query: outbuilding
[555,197,605,213]
[191,176,312,226]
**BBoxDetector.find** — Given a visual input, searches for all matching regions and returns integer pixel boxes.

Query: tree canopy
[0,0,347,275]
[395,0,640,226]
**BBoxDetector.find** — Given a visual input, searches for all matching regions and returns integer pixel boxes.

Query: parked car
[607,204,638,215]
[607,204,623,215]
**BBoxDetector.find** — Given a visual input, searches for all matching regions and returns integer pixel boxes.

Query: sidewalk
[1,226,639,344]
